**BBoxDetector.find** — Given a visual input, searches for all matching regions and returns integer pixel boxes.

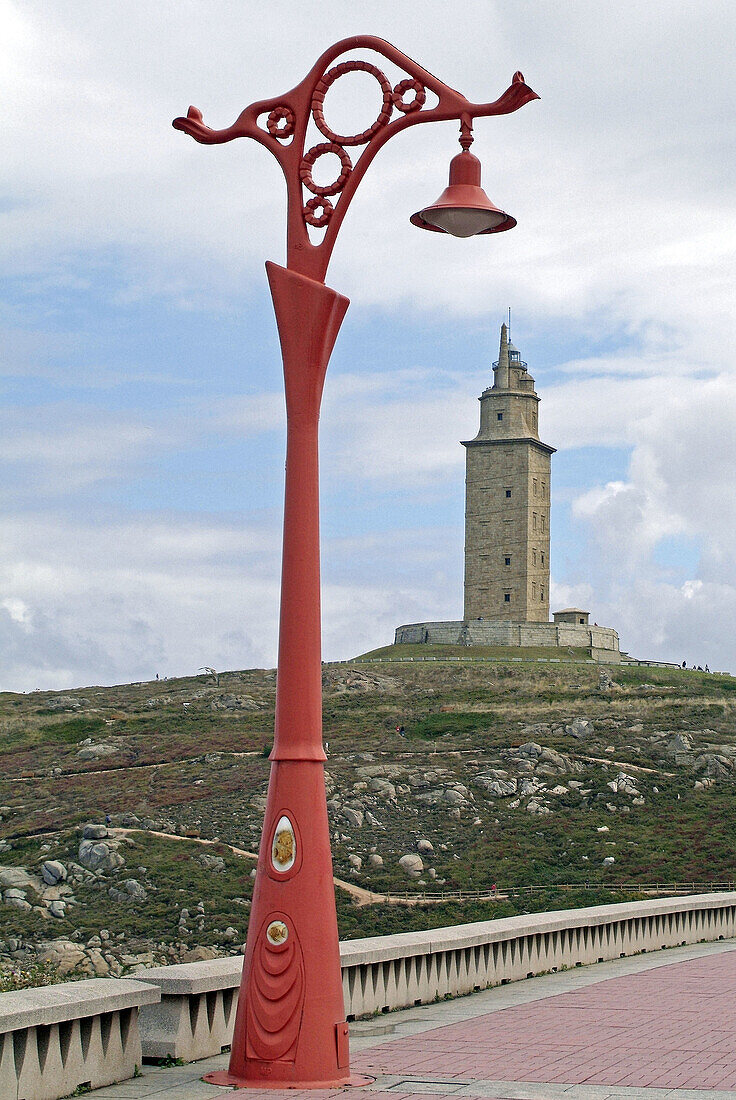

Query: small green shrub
[39,717,107,744]
[0,959,62,991]
[153,1054,186,1067]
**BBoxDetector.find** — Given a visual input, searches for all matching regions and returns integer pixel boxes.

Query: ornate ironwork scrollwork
[392,77,426,113]
[300,141,352,197]
[303,196,333,227]
[301,62,425,239]
[173,35,539,281]
[267,105,295,139]
[311,60,393,146]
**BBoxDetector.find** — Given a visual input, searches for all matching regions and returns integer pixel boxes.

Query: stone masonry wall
[394,619,620,660]
[463,441,552,622]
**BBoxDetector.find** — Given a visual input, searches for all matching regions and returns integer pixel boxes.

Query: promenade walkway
[92,939,736,1100]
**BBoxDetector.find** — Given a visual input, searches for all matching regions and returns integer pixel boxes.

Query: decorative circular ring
[266,105,295,138]
[300,142,352,197]
[303,196,333,228]
[312,60,393,146]
[392,78,426,114]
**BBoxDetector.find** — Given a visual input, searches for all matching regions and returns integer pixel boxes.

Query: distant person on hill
[396,725,406,737]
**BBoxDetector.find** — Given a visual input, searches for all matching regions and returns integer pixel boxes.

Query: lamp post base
[202,1070,375,1090]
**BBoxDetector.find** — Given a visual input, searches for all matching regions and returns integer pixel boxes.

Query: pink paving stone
[352,947,736,1090]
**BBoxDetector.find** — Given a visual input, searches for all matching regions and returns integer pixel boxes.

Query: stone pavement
[91,939,736,1100]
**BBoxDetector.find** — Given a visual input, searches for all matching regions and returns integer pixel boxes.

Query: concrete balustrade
[340,893,736,1016]
[4,894,734,1096]
[0,977,159,1100]
[135,956,240,1062]
[134,892,736,1061]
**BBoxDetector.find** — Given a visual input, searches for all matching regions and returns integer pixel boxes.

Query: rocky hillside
[1,652,736,980]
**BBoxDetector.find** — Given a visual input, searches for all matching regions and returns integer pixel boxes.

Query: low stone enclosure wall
[394,619,621,661]
[3,894,736,1098]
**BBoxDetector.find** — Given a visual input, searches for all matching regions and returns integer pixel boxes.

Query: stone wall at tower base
[394,619,620,662]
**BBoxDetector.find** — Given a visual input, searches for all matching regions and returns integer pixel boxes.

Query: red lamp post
[173,36,537,1090]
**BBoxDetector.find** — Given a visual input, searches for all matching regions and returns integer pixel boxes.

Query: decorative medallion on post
[173,35,538,1090]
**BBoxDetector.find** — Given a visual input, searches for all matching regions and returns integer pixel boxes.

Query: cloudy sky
[1,0,735,690]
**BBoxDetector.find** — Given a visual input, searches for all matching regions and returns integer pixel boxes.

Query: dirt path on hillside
[112,826,260,860]
[574,753,674,777]
[8,745,490,782]
[110,827,507,907]
[8,744,673,784]
[7,750,261,783]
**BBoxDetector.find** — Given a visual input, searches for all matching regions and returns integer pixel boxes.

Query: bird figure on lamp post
[173,35,538,1090]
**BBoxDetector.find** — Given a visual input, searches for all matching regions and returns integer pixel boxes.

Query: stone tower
[462,323,555,622]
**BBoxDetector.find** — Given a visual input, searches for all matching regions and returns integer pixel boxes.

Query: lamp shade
[410,149,516,237]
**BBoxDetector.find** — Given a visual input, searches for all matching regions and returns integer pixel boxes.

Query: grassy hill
[1,651,736,979]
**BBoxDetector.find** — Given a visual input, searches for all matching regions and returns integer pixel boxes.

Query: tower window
[541,551,545,566]
[533,512,537,530]
[505,489,512,499]
[541,481,546,498]
[540,588,544,600]
[504,556,511,566]
[532,582,537,598]
[532,549,537,565]
[533,478,538,495]
[541,515,545,532]
[497,412,503,421]
[504,593,511,603]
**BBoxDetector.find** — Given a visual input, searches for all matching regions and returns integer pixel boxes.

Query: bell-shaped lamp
[411,149,516,237]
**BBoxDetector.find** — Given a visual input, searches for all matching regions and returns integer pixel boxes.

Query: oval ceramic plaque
[271,815,296,872]
[266,919,289,945]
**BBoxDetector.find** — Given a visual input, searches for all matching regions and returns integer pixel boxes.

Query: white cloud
[322,370,471,486]
[559,370,736,666]
[548,579,594,617]
[1,1,733,337]
[2,1,736,684]
[0,511,464,691]
[210,368,477,489]
[0,406,171,498]
[1,597,30,626]
[0,514,282,690]
[567,373,736,564]
[566,575,736,673]
[213,394,285,436]
[681,580,703,601]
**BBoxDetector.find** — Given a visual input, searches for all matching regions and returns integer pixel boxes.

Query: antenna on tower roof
[508,306,511,341]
